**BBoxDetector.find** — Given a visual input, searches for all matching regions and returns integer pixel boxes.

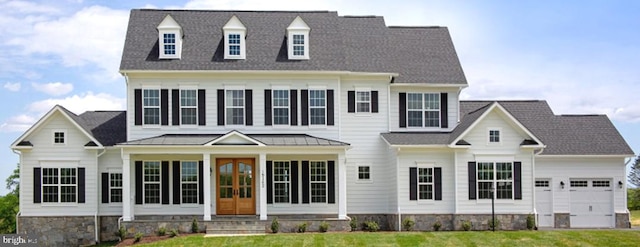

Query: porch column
[203,153,212,221]
[259,152,267,220]
[338,152,347,219]
[122,152,133,221]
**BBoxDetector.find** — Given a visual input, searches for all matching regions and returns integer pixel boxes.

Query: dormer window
[157,15,182,59]
[223,16,246,59]
[287,16,310,60]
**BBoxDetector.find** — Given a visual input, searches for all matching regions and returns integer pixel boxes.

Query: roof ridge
[558,114,606,117]
[136,9,335,14]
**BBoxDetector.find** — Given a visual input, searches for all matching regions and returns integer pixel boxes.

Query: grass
[632,210,640,227]
[116,230,640,247]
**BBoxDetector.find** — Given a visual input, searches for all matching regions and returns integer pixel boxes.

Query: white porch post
[338,152,347,219]
[259,152,267,220]
[203,153,212,220]
[122,152,133,221]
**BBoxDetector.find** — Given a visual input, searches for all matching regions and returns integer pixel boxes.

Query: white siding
[388,86,460,132]
[536,156,627,214]
[98,149,125,216]
[20,112,99,216]
[397,149,455,214]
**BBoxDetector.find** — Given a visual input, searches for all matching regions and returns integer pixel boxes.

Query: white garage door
[535,179,553,227]
[569,179,613,228]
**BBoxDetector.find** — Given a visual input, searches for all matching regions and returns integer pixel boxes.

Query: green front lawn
[631,210,640,227]
[124,230,640,247]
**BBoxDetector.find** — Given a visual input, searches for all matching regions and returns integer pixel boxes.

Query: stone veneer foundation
[554,213,571,228]
[19,216,97,247]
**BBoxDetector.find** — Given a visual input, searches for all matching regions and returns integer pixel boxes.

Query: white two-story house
[11,9,634,246]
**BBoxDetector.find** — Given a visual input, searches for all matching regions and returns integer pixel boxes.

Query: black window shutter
[399,92,406,128]
[514,162,522,200]
[134,89,142,125]
[435,167,442,201]
[371,91,379,113]
[409,167,417,201]
[327,90,334,126]
[102,172,109,203]
[468,162,477,200]
[198,89,206,126]
[290,90,298,126]
[245,89,253,126]
[172,161,180,204]
[161,161,169,204]
[347,91,355,113]
[264,90,272,126]
[217,89,225,126]
[440,93,448,128]
[302,161,310,203]
[78,167,86,203]
[161,89,169,126]
[266,161,273,204]
[301,90,308,126]
[33,167,41,203]
[328,161,335,204]
[291,161,299,204]
[135,161,143,204]
[172,89,180,125]
[198,161,204,204]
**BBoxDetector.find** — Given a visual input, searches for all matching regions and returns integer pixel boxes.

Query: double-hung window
[143,89,160,125]
[180,89,197,125]
[42,168,77,203]
[163,33,176,55]
[110,173,123,203]
[477,162,513,199]
[356,91,371,113]
[228,34,241,56]
[272,90,289,125]
[273,161,290,203]
[226,90,245,125]
[309,90,326,125]
[143,161,161,204]
[407,93,440,127]
[310,161,327,203]
[418,167,434,200]
[181,161,198,204]
[292,34,305,56]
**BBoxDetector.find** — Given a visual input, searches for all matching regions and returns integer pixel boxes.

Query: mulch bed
[115,233,202,246]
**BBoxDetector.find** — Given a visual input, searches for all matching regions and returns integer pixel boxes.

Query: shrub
[115,226,127,241]
[488,218,500,231]
[364,221,379,232]
[157,226,167,236]
[319,221,329,232]
[433,221,442,231]
[134,232,143,243]
[402,217,415,231]
[169,229,179,238]
[297,222,308,233]
[461,220,472,231]
[349,217,358,231]
[526,214,536,230]
[271,218,280,233]
[191,218,199,233]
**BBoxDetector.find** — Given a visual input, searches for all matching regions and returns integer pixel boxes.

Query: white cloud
[3,82,21,92]
[0,114,37,132]
[32,82,73,96]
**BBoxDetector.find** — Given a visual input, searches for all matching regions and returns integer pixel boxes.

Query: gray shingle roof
[382,100,634,156]
[120,9,467,84]
[119,133,349,146]
[57,106,127,146]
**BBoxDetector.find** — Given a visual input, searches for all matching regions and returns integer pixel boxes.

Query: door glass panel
[238,162,252,199]
[219,163,233,199]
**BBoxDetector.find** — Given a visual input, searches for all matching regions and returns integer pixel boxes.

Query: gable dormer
[223,15,247,59]
[157,14,182,59]
[287,16,310,60]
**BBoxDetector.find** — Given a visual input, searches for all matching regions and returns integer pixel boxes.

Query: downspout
[533,147,545,227]
[15,212,20,234]
[337,77,341,141]
[95,147,106,243]
[396,147,402,231]
[457,87,462,123]
[12,149,21,233]
[387,76,393,132]
[123,72,131,142]
[624,157,634,227]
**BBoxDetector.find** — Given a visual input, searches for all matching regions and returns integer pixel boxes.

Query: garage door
[535,179,553,227]
[569,179,613,228]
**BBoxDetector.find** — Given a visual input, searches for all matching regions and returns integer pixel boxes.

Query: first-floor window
[477,162,513,199]
[273,161,290,203]
[418,167,433,200]
[181,161,198,204]
[110,173,123,203]
[358,166,370,180]
[144,161,161,204]
[310,161,327,203]
[42,168,77,203]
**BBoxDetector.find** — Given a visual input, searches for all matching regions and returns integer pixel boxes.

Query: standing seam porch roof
[118,133,349,146]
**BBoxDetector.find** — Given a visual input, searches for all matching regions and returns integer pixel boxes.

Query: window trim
[357,166,371,181]
[476,161,514,200]
[406,93,441,128]
[225,89,245,126]
[158,30,181,59]
[143,161,162,205]
[109,172,123,204]
[272,161,291,204]
[52,129,66,145]
[42,167,78,204]
[355,90,371,114]
[308,89,327,126]
[488,128,502,144]
[180,161,199,204]
[417,166,435,201]
[288,31,309,60]
[309,161,327,204]
[224,32,246,59]
[179,88,198,126]
[272,88,290,126]
[142,88,161,126]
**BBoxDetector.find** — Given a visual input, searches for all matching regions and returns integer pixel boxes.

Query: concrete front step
[205,220,266,235]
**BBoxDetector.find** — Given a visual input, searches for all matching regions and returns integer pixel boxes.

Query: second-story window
[180,89,197,125]
[226,90,245,125]
[356,91,371,113]
[407,93,440,128]
[228,34,241,56]
[273,90,289,125]
[163,33,176,55]
[143,89,160,125]
[309,90,326,125]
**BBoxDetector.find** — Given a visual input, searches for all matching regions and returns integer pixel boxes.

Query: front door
[216,158,256,215]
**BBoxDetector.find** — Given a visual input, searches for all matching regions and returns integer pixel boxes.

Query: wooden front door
[216,158,256,215]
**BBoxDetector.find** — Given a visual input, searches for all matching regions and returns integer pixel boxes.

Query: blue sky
[1,0,639,195]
